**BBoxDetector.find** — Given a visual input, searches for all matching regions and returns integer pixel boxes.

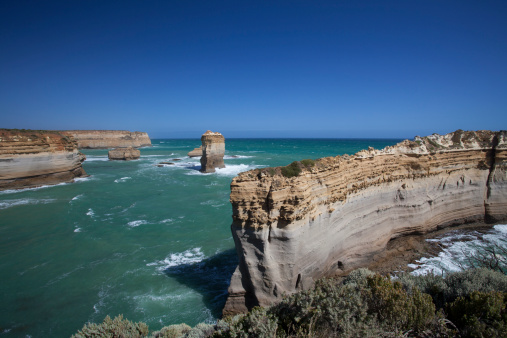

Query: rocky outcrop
[62,130,151,149]
[223,130,507,315]
[108,147,141,161]
[188,146,202,157]
[200,131,225,173]
[0,129,87,190]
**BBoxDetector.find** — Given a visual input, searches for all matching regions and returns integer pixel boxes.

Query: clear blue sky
[1,1,506,139]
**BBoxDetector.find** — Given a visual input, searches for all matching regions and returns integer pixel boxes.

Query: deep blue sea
[1,138,504,337]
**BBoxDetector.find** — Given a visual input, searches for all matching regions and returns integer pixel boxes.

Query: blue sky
[1,1,506,139]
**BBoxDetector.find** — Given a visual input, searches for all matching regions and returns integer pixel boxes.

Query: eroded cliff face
[224,130,507,315]
[62,130,152,149]
[0,129,87,190]
[200,131,225,173]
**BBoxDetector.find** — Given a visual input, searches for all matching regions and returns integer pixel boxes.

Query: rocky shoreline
[367,221,499,276]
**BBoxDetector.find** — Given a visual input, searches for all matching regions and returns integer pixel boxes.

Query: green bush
[300,159,315,168]
[281,161,301,178]
[72,315,149,338]
[398,268,507,308]
[364,274,436,333]
[215,307,278,338]
[446,291,507,337]
[151,323,191,337]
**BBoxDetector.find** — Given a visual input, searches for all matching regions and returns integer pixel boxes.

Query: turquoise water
[0,138,405,337]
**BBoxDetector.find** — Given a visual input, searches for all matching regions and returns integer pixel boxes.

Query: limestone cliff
[223,130,507,315]
[200,131,225,173]
[108,147,141,161]
[0,129,87,190]
[62,130,151,149]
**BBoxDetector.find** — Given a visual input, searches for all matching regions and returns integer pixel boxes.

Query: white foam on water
[409,225,507,276]
[147,248,205,272]
[161,218,174,224]
[86,208,95,217]
[84,156,109,162]
[0,182,69,194]
[0,198,56,210]
[215,164,261,176]
[224,155,253,159]
[74,227,82,233]
[114,177,132,183]
[127,220,148,227]
[70,194,84,202]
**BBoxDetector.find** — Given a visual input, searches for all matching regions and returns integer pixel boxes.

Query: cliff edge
[223,130,507,315]
[0,129,87,190]
[62,130,151,149]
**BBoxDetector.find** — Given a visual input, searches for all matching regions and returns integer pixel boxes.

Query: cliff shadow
[162,248,238,319]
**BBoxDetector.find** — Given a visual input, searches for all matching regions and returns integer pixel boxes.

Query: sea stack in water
[223,129,507,315]
[108,147,141,161]
[0,129,87,190]
[200,131,225,173]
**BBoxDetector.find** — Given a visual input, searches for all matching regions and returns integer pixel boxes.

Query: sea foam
[409,224,507,276]
[147,248,205,272]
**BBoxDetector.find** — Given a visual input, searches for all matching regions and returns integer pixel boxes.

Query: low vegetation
[73,267,507,337]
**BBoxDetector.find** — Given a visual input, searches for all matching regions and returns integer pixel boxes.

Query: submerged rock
[108,147,140,161]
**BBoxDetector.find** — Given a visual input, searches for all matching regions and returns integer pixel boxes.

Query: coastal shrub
[363,274,436,333]
[72,315,149,338]
[398,268,507,309]
[281,161,301,178]
[342,268,374,288]
[151,323,191,337]
[446,291,507,337]
[272,278,376,336]
[300,159,315,168]
[185,323,215,337]
[216,307,278,337]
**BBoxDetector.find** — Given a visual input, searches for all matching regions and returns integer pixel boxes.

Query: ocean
[0,138,504,337]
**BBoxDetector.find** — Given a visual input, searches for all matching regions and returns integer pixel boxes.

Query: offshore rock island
[62,130,151,149]
[0,129,87,190]
[200,130,225,173]
[223,130,507,315]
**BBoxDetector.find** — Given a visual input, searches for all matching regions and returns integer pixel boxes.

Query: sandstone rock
[188,146,202,157]
[0,129,87,190]
[108,147,140,161]
[62,130,151,149]
[223,129,507,315]
[200,131,225,173]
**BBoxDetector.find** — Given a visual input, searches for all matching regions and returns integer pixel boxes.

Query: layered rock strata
[224,130,507,315]
[108,147,141,161]
[200,131,225,173]
[0,129,87,190]
[188,146,202,157]
[62,130,151,149]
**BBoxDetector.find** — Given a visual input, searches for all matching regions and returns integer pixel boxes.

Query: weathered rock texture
[62,130,151,149]
[108,147,141,161]
[188,146,202,157]
[224,130,507,315]
[200,131,225,173]
[0,129,87,190]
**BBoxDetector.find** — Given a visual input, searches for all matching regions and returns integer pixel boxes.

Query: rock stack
[200,131,225,173]
[108,147,141,161]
